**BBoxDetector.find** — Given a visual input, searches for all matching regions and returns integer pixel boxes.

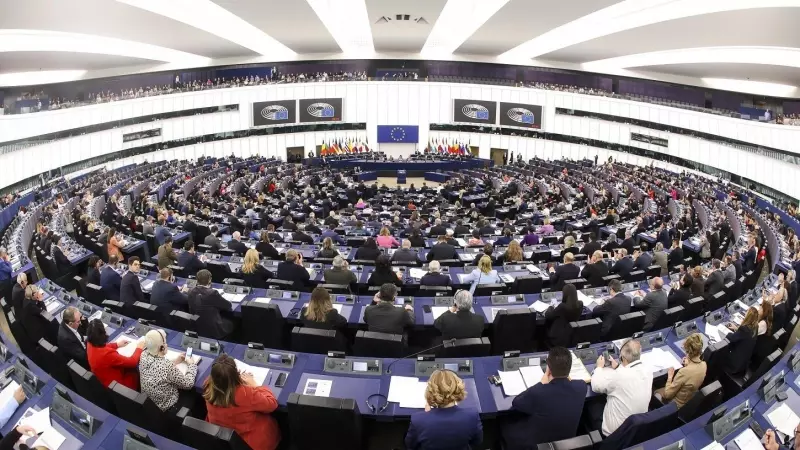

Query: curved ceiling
[1,0,798,97]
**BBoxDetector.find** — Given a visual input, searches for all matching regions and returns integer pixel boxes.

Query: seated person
[461,255,501,288]
[226,232,248,256]
[376,227,400,248]
[256,232,282,260]
[548,252,580,290]
[364,283,414,334]
[433,290,484,339]
[593,279,632,338]
[323,256,358,286]
[354,238,381,261]
[276,249,311,290]
[300,286,348,330]
[177,240,207,277]
[86,255,102,286]
[316,237,339,259]
[58,306,89,369]
[100,254,123,301]
[120,256,146,305]
[427,235,458,261]
[544,284,584,348]
[655,333,706,408]
[667,273,694,308]
[139,329,198,413]
[472,243,495,266]
[86,319,145,390]
[501,240,524,263]
[292,224,314,244]
[609,248,634,278]
[405,370,482,450]
[204,354,280,450]
[632,244,652,271]
[420,261,451,286]
[391,239,419,263]
[581,250,609,287]
[240,249,274,289]
[723,307,759,375]
[187,269,234,340]
[150,267,190,311]
[367,254,403,287]
[502,347,587,448]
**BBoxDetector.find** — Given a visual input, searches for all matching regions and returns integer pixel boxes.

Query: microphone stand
[385,338,457,374]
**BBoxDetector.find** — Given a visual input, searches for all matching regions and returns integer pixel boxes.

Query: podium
[397,170,407,185]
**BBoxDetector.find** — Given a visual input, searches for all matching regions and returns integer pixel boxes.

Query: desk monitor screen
[268,354,283,364]
[507,296,517,303]
[353,362,368,372]
[444,363,459,372]
[127,429,156,448]
[200,342,212,352]
[335,296,348,303]
[282,291,293,299]
[22,371,36,391]
[70,407,92,433]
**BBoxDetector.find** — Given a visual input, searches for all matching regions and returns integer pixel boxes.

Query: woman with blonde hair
[405,370,482,450]
[317,237,339,258]
[461,255,501,289]
[656,333,707,408]
[301,286,347,330]
[502,240,524,263]
[239,249,273,288]
[758,300,774,336]
[376,227,400,248]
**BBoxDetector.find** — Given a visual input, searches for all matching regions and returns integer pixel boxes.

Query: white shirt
[591,360,653,436]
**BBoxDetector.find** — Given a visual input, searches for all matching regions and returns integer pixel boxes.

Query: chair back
[287,393,363,450]
[67,360,116,413]
[241,301,284,349]
[606,311,645,341]
[652,306,685,331]
[180,417,251,450]
[34,338,73,389]
[353,331,405,358]
[492,308,535,354]
[169,310,199,332]
[600,402,679,449]
[537,431,602,450]
[290,327,346,354]
[678,381,723,423]
[440,337,491,358]
[569,318,602,346]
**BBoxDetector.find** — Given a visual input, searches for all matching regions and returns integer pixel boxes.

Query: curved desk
[327,159,490,177]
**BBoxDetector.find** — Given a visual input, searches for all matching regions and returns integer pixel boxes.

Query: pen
[267,373,273,385]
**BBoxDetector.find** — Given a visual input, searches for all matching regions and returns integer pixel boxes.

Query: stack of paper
[45,300,61,314]
[733,428,763,450]
[0,381,20,409]
[430,307,450,320]
[490,307,506,322]
[767,403,800,436]
[141,279,155,291]
[641,347,684,372]
[234,359,270,386]
[251,297,272,304]
[303,379,333,398]
[525,264,540,273]
[17,407,65,449]
[165,349,201,376]
[115,336,145,358]
[32,427,66,450]
[497,364,545,396]
[529,301,550,313]
[704,323,733,343]
[222,292,247,303]
[576,290,593,305]
[388,376,427,408]
[409,268,427,279]
[700,442,724,450]
[569,351,592,382]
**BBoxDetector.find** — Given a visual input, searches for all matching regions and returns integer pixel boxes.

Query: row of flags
[320,140,371,156]
[425,138,469,155]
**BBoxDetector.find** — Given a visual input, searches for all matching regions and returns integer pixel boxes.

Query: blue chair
[599,402,679,449]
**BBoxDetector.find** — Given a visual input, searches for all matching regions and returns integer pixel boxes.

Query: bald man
[634,276,667,331]
[226,231,248,256]
[580,251,609,288]
[390,240,419,263]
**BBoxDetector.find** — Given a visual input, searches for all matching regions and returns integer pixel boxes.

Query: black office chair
[646,265,662,279]
[418,285,452,296]
[474,283,507,296]
[67,360,116,413]
[353,331,405,358]
[109,381,183,440]
[181,417,250,450]
[440,337,491,358]
[778,323,792,350]
[536,431,603,450]
[206,261,237,284]
[701,339,730,388]
[34,339,73,389]
[318,283,351,295]
[600,402,679,449]
[169,310,199,332]
[241,301,284,349]
[721,349,781,397]
[8,311,36,356]
[652,306,685,331]
[130,301,170,327]
[624,270,646,283]
[706,291,727,312]
[606,311,646,341]
[569,318,602,346]
[492,308,535,354]
[290,327,346,354]
[85,283,106,306]
[512,275,543,294]
[683,297,705,321]
[600,274,621,286]
[266,279,296,291]
[287,393,363,450]
[677,381,723,424]
[752,332,780,370]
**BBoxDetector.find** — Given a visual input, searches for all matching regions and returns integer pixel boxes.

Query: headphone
[145,329,168,354]
[365,393,388,414]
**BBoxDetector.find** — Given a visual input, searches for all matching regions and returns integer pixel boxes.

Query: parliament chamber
[4,8,800,449]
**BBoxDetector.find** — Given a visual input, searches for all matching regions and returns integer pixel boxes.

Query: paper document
[498,371,527,396]
[576,290,593,305]
[165,349,200,376]
[88,310,103,322]
[303,379,332,398]
[526,264,540,273]
[409,268,427,279]
[641,347,683,372]
[115,336,145,358]
[45,301,61,314]
[519,365,545,389]
[141,279,155,291]
[222,293,247,303]
[456,239,467,247]
[235,359,270,386]
[32,426,66,450]
[699,442,724,450]
[490,307,505,322]
[569,351,592,382]
[20,407,51,435]
[430,307,449,320]
[252,297,272,304]
[767,403,800,437]
[733,428,763,450]
[388,376,428,408]
[457,274,469,283]
[529,301,550,313]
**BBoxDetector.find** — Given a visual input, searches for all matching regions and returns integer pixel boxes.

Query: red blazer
[86,342,143,391]
[206,385,280,450]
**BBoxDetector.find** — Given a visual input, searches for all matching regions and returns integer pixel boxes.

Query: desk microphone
[385,338,457,374]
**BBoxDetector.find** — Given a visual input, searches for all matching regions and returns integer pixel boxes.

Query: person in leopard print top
[138,329,198,412]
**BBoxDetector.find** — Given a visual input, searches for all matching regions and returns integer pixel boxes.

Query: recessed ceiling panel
[0,52,153,72]
[366,0,447,52]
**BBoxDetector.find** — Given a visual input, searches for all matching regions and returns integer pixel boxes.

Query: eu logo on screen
[321,108,334,117]
[476,111,489,120]
[275,110,288,120]
[521,114,534,124]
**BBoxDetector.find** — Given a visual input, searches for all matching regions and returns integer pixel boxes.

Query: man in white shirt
[590,339,653,436]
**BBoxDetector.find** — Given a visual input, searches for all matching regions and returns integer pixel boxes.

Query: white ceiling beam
[115,0,296,58]
[421,0,510,56]
[305,0,374,55]
[581,46,800,71]
[702,78,797,97]
[0,70,88,87]
[500,0,800,60]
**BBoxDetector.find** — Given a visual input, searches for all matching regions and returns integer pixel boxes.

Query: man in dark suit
[742,237,757,272]
[51,235,74,276]
[593,279,632,337]
[390,240,420,263]
[773,297,789,334]
[276,249,310,290]
[150,268,189,311]
[420,261,452,287]
[548,253,580,290]
[580,233,602,257]
[426,235,458,261]
[667,274,694,308]
[226,232,249,256]
[610,248,634,278]
[667,239,684,271]
[581,251,609,287]
[100,255,123,301]
[187,269,234,339]
[182,214,198,240]
[453,220,471,237]
[657,223,671,250]
[704,259,725,296]
[634,277,667,331]
[429,219,448,237]
[633,244,653,272]
[10,273,27,317]
[321,224,345,245]
[154,218,172,246]
[292,225,315,244]
[433,290,483,339]
[178,240,207,277]
[20,285,52,345]
[120,256,146,305]
[732,250,743,281]
[204,226,222,252]
[58,306,89,369]
[788,270,798,313]
[363,283,414,334]
[502,347,587,448]
[621,231,636,256]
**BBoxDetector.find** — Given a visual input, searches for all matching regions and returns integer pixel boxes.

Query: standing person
[634,277,667,331]
[157,236,178,270]
[405,370,482,450]
[187,269,234,340]
[545,284,584,347]
[204,354,280,450]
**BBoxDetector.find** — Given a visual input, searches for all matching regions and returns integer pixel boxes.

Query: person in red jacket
[204,354,280,450]
[86,319,145,390]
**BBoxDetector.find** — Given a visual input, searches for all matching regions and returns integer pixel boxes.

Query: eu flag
[377,125,419,143]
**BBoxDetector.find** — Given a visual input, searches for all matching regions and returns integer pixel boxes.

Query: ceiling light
[306,0,374,54]
[115,0,296,58]
[702,78,798,97]
[0,70,88,87]
[0,30,209,64]
[422,0,509,56]
[501,0,800,60]
[581,46,800,71]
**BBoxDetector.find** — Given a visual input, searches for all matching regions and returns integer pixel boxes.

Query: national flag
[320,142,327,155]
[364,142,370,152]
[437,142,444,153]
